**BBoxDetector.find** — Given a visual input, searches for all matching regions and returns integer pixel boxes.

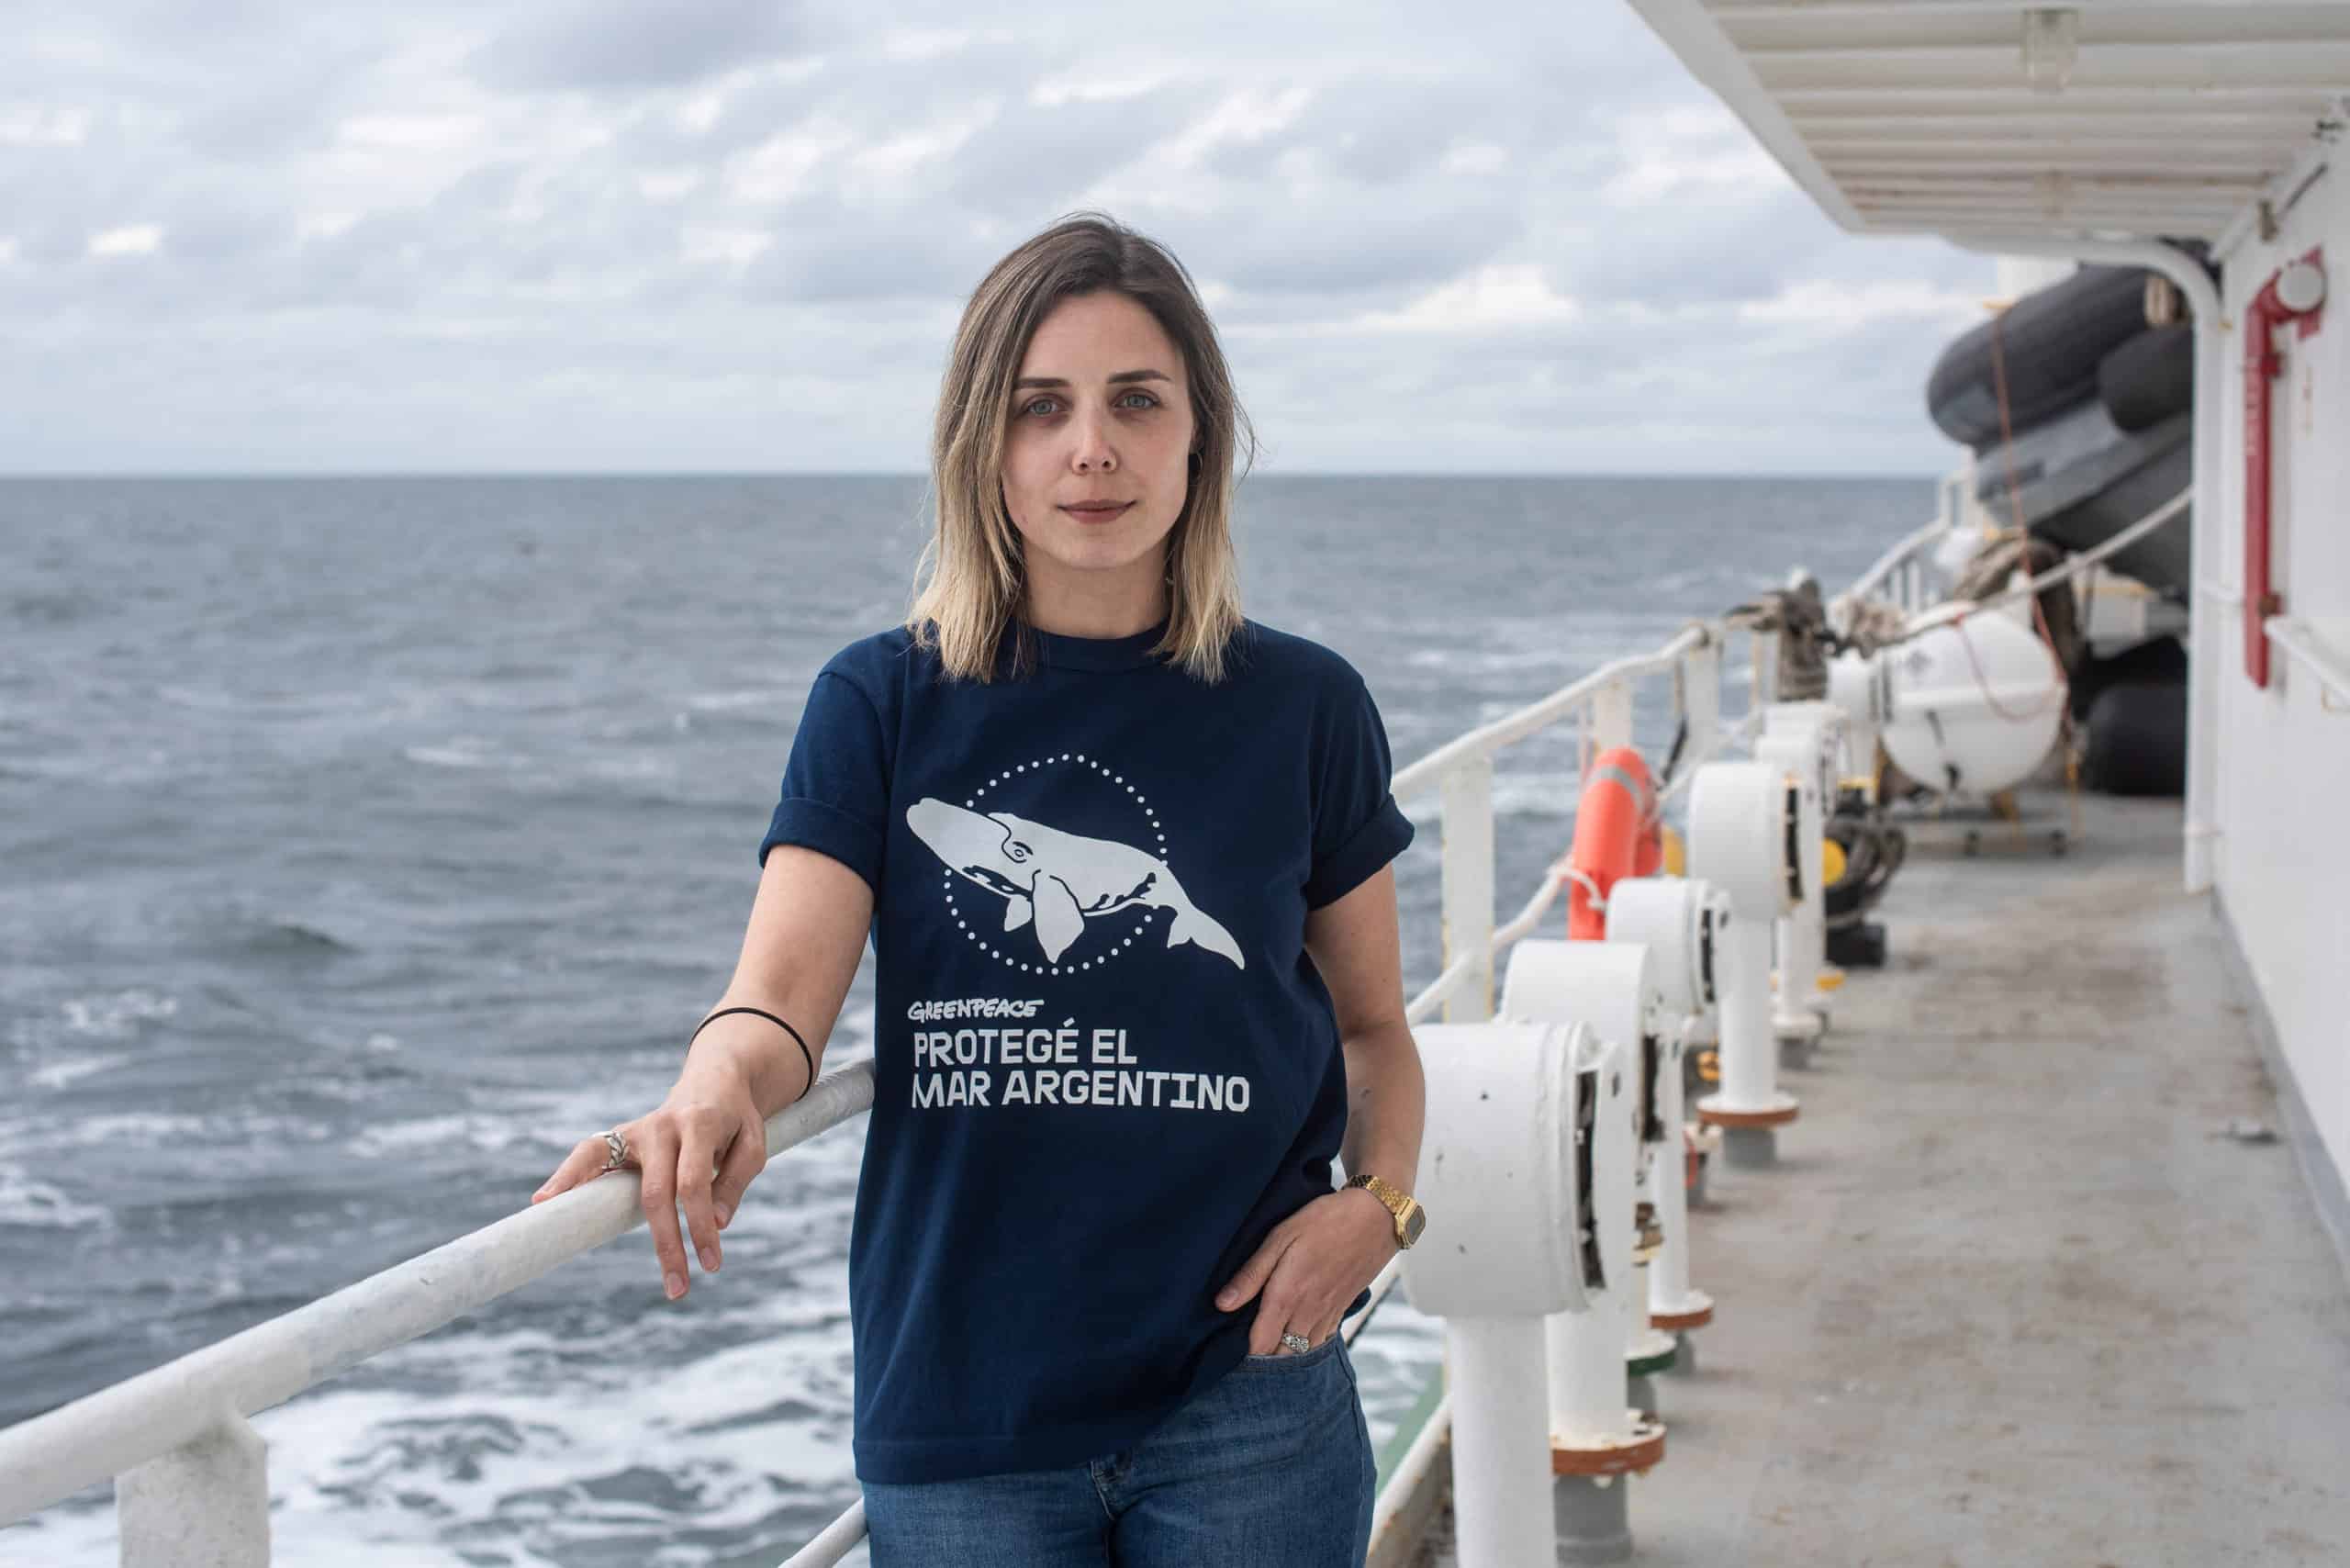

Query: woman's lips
[1060,502,1133,524]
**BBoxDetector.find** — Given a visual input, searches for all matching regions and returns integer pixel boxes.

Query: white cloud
[845,99,1002,182]
[335,114,487,152]
[1603,104,1787,205]
[1162,84,1316,169]
[881,28,974,62]
[1029,72,1178,108]
[296,212,360,241]
[1441,143,1508,177]
[674,89,728,134]
[1740,279,1987,332]
[87,224,162,257]
[681,226,772,265]
[1359,264,1583,334]
[728,120,858,203]
[637,169,703,202]
[0,105,90,146]
[0,0,1991,475]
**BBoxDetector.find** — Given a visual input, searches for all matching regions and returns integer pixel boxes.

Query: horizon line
[0,466,1950,483]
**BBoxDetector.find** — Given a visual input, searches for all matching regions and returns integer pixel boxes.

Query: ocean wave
[0,1102,350,1161]
[349,1113,541,1160]
[239,919,358,957]
[153,683,380,717]
[28,1051,135,1091]
[682,688,794,714]
[5,990,181,1054]
[6,590,99,625]
[0,1292,869,1566]
[1400,770,1581,828]
[0,1165,112,1230]
[401,743,519,771]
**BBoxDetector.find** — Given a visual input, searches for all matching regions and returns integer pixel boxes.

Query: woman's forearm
[1337,1018,1425,1192]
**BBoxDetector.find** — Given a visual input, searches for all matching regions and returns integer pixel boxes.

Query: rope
[1986,307,2085,822]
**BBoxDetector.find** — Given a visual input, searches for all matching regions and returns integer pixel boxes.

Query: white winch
[1687,760,1803,1168]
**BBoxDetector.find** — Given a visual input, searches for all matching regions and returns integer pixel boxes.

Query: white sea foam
[58,989,179,1039]
[1401,770,1581,828]
[28,1050,133,1091]
[400,746,493,769]
[0,1164,112,1229]
[682,688,793,714]
[6,1110,207,1148]
[349,1112,539,1159]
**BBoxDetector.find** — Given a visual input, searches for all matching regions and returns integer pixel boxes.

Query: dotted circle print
[945,753,1165,976]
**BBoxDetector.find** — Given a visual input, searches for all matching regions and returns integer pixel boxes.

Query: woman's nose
[1071,413,1116,472]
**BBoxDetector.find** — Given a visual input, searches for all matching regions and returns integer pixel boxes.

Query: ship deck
[1416,788,2350,1566]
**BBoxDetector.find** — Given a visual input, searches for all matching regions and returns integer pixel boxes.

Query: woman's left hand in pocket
[1214,1187,1397,1354]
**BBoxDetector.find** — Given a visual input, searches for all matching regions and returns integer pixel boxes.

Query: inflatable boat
[1925,262,2202,597]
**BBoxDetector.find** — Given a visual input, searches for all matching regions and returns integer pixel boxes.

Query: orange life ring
[1567,745,1658,940]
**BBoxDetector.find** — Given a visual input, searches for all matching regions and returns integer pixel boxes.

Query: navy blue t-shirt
[757,615,1414,1484]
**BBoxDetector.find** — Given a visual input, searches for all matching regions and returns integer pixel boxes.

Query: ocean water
[0,474,1922,1566]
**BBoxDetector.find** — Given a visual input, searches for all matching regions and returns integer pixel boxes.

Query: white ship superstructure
[1625,0,2350,1271]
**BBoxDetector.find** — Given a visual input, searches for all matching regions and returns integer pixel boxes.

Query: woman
[533,210,1427,1566]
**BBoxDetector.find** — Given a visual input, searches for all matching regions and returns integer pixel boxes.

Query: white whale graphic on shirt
[906,798,1246,970]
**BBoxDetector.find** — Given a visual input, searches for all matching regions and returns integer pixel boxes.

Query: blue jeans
[859,1330,1377,1566]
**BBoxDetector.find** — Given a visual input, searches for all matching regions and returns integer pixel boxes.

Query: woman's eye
[1018,391,1158,417]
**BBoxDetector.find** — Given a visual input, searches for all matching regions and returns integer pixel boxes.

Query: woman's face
[1000,290,1197,610]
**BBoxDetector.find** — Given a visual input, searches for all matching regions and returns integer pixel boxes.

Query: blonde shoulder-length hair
[906,210,1257,684]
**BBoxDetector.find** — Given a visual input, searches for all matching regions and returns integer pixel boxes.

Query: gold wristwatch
[1345,1173,1427,1249]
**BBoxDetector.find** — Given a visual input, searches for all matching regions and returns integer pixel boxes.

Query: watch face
[1400,1204,1427,1247]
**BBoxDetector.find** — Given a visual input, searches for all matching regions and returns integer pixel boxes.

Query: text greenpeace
[905,997,1046,1022]
[907,1016,1250,1115]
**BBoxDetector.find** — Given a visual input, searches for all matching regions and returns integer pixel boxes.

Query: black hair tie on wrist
[691,1006,815,1100]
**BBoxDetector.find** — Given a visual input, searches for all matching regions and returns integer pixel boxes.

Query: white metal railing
[2266,616,2350,711]
[0,1067,879,1547]
[1831,511,1954,631]
[1,592,1789,1565]
[1894,488,2192,645]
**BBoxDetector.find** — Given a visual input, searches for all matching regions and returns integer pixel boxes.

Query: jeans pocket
[1237,1330,1346,1371]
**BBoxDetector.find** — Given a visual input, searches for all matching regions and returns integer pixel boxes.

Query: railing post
[1440,758,1496,1023]
[1751,628,1780,711]
[118,1408,270,1567]
[1591,680,1633,754]
[1681,638,1720,766]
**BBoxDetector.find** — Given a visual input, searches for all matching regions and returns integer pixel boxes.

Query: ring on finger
[599,1129,631,1172]
[1280,1331,1312,1354]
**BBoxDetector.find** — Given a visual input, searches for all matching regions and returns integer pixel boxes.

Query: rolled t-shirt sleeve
[1303,670,1416,909]
[757,668,890,893]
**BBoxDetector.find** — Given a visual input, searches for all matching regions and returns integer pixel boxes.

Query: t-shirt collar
[1024,617,1172,672]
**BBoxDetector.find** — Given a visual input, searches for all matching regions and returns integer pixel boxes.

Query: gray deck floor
[1425,790,2350,1567]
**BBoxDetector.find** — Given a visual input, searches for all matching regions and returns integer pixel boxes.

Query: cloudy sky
[4,1,1996,476]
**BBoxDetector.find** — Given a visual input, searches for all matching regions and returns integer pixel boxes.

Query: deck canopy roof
[1628,0,2349,242]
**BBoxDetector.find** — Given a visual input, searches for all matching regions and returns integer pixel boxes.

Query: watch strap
[1344,1173,1420,1247]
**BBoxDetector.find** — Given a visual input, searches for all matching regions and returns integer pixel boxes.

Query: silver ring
[1281,1332,1312,1354]
[599,1129,630,1172]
